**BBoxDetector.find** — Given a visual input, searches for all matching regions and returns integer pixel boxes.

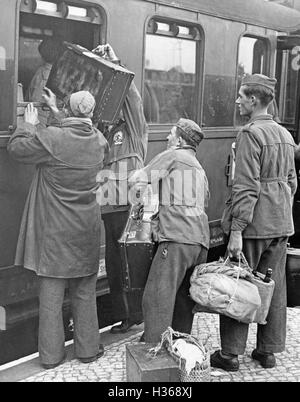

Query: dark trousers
[143,242,208,343]
[220,237,288,355]
[38,274,100,365]
[102,211,143,323]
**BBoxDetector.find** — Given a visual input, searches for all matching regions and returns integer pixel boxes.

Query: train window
[144,18,201,124]
[277,49,299,126]
[17,0,105,126]
[235,36,268,126]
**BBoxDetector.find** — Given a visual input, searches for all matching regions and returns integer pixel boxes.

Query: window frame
[142,15,204,130]
[234,33,271,127]
[13,0,107,131]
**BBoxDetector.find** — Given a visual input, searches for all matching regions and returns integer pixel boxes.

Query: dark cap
[241,74,277,93]
[175,118,204,146]
[38,37,63,63]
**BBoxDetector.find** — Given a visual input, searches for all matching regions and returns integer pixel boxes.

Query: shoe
[78,344,104,364]
[110,319,143,334]
[210,350,239,372]
[42,353,67,370]
[251,349,276,368]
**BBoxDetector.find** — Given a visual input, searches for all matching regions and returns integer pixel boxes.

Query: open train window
[17,0,106,126]
[143,18,201,124]
[235,35,269,126]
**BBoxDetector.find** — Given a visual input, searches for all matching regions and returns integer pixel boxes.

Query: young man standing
[212,74,297,371]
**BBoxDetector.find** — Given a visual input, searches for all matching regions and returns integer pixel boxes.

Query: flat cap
[69,91,96,117]
[175,118,204,146]
[241,74,277,92]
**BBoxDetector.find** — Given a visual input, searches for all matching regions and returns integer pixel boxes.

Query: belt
[260,177,288,183]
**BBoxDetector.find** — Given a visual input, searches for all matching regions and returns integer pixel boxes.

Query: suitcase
[46,41,134,124]
[126,343,179,382]
[286,248,300,307]
[119,207,157,291]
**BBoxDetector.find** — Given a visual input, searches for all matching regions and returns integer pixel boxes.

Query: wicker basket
[149,327,211,382]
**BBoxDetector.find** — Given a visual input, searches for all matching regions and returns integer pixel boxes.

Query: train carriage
[1,0,300,364]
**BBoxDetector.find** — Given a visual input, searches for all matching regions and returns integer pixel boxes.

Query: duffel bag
[190,257,261,324]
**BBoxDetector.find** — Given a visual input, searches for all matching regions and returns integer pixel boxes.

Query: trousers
[38,274,100,365]
[102,210,143,323]
[220,237,288,355]
[143,242,208,343]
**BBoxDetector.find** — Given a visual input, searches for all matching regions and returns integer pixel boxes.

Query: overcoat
[7,117,108,278]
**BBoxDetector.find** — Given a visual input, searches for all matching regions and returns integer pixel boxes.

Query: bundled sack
[190,257,261,324]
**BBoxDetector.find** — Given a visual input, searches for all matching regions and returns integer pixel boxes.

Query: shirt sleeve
[231,129,261,232]
[7,122,52,165]
[288,162,298,198]
[122,81,148,162]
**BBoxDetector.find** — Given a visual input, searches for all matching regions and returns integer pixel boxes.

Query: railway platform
[0,308,300,383]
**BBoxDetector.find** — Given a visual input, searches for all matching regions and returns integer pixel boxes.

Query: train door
[276,34,300,245]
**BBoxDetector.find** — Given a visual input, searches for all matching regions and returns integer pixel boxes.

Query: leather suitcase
[126,343,179,382]
[119,208,157,291]
[286,248,300,307]
[46,41,134,123]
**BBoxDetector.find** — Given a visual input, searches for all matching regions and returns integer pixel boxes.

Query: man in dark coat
[7,89,108,369]
[211,74,297,371]
[95,44,148,334]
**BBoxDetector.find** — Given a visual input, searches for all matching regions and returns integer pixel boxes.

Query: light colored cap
[241,74,277,92]
[69,91,96,117]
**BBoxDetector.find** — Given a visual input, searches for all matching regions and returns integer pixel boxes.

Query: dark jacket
[7,118,108,278]
[98,82,148,213]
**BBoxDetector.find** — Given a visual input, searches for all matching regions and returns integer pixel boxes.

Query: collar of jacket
[61,117,93,129]
[248,114,273,124]
[175,145,197,152]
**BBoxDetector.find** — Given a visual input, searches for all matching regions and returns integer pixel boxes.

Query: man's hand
[227,230,243,259]
[92,43,119,62]
[42,87,57,111]
[24,103,39,126]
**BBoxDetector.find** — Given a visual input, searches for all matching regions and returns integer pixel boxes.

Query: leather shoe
[110,319,142,334]
[42,353,67,370]
[78,344,104,364]
[210,350,239,372]
[251,349,276,368]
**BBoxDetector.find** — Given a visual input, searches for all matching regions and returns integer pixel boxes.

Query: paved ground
[1,308,300,382]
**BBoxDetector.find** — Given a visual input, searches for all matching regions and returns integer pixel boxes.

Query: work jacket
[228,114,297,239]
[7,118,108,278]
[98,82,148,213]
[131,146,210,249]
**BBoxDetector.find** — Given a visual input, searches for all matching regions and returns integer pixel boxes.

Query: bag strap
[228,256,241,303]
[224,251,252,272]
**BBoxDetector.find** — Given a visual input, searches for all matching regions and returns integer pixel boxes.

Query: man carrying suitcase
[129,118,210,342]
[95,44,149,334]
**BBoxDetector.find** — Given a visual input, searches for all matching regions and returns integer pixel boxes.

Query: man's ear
[177,136,183,147]
[250,95,257,106]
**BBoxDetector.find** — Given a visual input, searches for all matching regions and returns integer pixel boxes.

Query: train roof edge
[142,0,300,32]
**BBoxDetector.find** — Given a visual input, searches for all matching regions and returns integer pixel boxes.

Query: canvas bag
[190,256,262,324]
